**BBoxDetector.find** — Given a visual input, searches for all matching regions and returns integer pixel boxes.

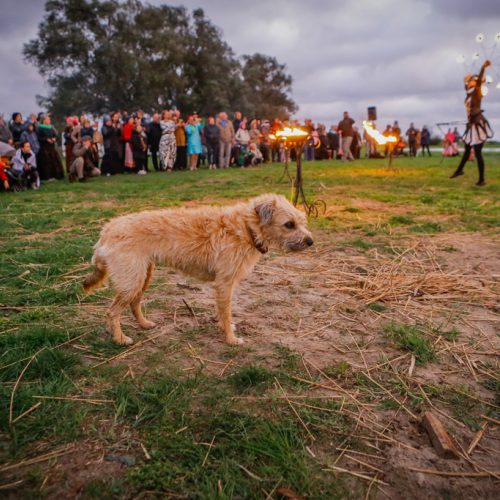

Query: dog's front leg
[214,281,242,345]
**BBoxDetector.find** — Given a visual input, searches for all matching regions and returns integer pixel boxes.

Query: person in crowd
[0,114,13,144]
[203,116,220,170]
[327,125,340,159]
[158,110,176,172]
[383,124,393,157]
[235,120,250,148]
[216,112,235,168]
[121,115,135,172]
[451,127,460,156]
[246,142,263,166]
[147,113,162,171]
[315,124,328,160]
[248,119,261,146]
[80,118,94,139]
[0,155,10,190]
[173,111,187,170]
[406,122,418,157]
[443,128,455,157]
[450,60,493,186]
[63,116,78,173]
[392,120,401,142]
[259,120,271,162]
[185,114,203,171]
[101,113,123,175]
[351,126,362,159]
[235,120,251,166]
[12,141,40,189]
[233,111,242,133]
[36,114,64,181]
[20,122,40,157]
[338,111,355,161]
[131,123,148,174]
[9,113,24,148]
[69,135,101,182]
[302,118,315,161]
[420,126,431,156]
[93,121,104,158]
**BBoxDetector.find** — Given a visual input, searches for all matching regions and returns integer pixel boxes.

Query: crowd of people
[0,108,459,192]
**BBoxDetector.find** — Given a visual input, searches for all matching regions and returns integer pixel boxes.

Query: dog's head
[253,194,313,252]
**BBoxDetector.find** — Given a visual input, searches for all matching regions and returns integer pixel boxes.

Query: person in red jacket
[121,116,135,171]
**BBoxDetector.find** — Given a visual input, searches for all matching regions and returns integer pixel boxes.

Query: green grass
[0,156,498,496]
[384,323,436,365]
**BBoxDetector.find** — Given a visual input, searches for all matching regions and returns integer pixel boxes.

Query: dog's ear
[254,199,275,225]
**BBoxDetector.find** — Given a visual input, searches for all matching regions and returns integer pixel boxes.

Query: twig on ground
[9,347,46,426]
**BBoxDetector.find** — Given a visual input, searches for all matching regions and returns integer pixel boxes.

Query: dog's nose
[305,237,314,247]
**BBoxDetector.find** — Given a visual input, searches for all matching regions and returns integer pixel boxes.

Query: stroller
[6,167,29,191]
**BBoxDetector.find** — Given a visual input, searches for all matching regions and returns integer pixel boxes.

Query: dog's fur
[83,194,313,345]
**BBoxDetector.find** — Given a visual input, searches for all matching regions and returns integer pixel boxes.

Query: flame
[363,121,397,145]
[269,127,309,142]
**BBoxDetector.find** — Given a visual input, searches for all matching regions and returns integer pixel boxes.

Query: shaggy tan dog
[83,193,313,345]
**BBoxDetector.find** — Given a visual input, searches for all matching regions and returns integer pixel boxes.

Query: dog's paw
[227,336,244,346]
[140,320,156,330]
[115,335,134,346]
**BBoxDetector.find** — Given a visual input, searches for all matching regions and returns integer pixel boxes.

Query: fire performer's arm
[478,59,491,84]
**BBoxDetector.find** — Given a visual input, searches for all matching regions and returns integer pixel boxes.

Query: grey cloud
[0,0,499,135]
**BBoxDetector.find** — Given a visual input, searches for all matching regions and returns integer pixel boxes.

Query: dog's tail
[83,254,108,294]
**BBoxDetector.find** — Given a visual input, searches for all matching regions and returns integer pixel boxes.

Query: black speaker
[367,106,377,121]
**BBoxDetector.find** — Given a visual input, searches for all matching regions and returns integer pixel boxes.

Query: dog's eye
[284,221,295,229]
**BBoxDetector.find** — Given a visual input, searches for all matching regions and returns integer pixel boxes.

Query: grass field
[0,155,499,498]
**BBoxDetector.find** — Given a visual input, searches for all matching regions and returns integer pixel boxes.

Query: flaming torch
[363,120,398,168]
[269,126,325,217]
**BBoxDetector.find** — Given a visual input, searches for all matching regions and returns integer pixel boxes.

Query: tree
[24,0,297,120]
[240,54,297,120]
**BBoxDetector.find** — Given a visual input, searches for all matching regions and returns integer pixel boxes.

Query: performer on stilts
[450,59,493,186]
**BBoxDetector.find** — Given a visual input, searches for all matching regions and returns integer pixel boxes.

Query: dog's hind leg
[130,263,156,330]
[107,293,134,345]
[215,280,242,345]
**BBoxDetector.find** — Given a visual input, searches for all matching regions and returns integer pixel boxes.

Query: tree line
[24,0,297,122]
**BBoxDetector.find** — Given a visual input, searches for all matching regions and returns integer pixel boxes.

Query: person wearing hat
[69,135,101,182]
[450,59,493,186]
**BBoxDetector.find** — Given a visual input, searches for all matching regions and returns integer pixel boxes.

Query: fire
[269,127,309,142]
[363,121,397,145]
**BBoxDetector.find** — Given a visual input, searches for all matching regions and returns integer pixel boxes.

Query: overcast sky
[1,0,499,135]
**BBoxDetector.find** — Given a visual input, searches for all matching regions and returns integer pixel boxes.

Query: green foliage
[389,215,414,225]
[23,1,296,119]
[128,409,346,498]
[384,323,436,365]
[368,302,387,313]
[228,365,274,391]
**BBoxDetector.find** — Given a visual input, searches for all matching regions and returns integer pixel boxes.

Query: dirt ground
[78,229,499,499]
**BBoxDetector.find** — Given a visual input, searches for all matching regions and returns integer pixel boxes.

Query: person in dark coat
[9,113,24,148]
[406,123,418,157]
[420,126,431,157]
[203,116,220,169]
[130,123,148,174]
[101,113,123,175]
[36,115,64,180]
[146,113,162,171]
[327,126,339,159]
[20,122,40,156]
